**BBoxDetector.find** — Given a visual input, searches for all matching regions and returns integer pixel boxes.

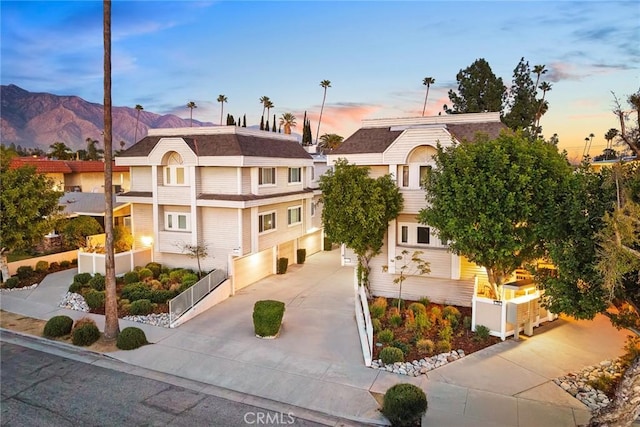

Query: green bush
[438,324,453,342]
[150,289,176,304]
[71,320,100,346]
[181,273,198,286]
[68,281,88,294]
[443,305,461,327]
[435,339,451,353]
[116,327,148,350]
[372,318,382,333]
[145,262,162,278]
[391,298,405,310]
[379,346,404,364]
[253,300,285,337]
[418,296,430,307]
[60,260,71,268]
[85,290,106,309]
[408,302,427,317]
[169,268,189,282]
[323,237,332,251]
[370,303,386,319]
[49,262,60,270]
[74,272,92,284]
[129,299,154,315]
[416,338,434,354]
[381,383,428,427]
[4,277,19,289]
[296,248,306,264]
[121,282,153,301]
[587,374,617,396]
[35,260,49,272]
[123,271,140,284]
[391,340,411,356]
[16,266,34,279]
[463,316,472,330]
[276,257,288,274]
[377,329,394,344]
[88,274,105,291]
[430,306,442,324]
[415,313,431,332]
[474,325,491,341]
[138,268,153,280]
[389,314,403,328]
[43,315,74,338]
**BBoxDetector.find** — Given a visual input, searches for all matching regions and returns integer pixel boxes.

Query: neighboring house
[9,158,130,193]
[327,112,506,307]
[58,192,131,229]
[116,126,323,290]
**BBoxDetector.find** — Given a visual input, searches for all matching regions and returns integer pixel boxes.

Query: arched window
[162,152,187,186]
[398,145,437,188]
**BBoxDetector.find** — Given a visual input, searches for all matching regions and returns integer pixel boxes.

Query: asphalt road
[0,340,328,427]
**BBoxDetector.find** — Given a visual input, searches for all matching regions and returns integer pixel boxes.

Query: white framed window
[259,167,276,186]
[311,202,316,217]
[288,206,302,226]
[398,222,447,248]
[259,211,276,233]
[401,165,409,188]
[400,225,408,243]
[165,212,190,231]
[164,152,187,186]
[419,165,432,188]
[288,167,301,184]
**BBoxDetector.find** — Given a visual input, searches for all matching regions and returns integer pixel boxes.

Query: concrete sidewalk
[0,249,631,426]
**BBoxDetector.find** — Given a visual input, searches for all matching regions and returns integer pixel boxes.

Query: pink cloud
[294,103,381,139]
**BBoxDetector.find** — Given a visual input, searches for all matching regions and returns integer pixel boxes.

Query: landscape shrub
[129,299,154,315]
[35,260,49,272]
[391,298,405,310]
[415,313,431,332]
[169,269,189,282]
[88,274,105,291]
[181,273,198,287]
[68,281,87,294]
[404,310,416,331]
[381,383,428,427]
[377,329,394,344]
[438,324,453,342]
[372,318,382,333]
[296,248,306,264]
[388,307,400,318]
[391,340,411,356]
[408,302,427,317]
[253,300,285,337]
[71,318,100,346]
[138,268,153,281]
[379,346,404,364]
[160,276,171,287]
[435,339,451,353]
[74,272,92,284]
[418,296,430,307]
[16,266,34,279]
[587,374,617,396]
[60,260,71,268]
[4,277,20,289]
[389,314,403,328]
[474,325,491,341]
[49,262,60,270]
[429,306,442,325]
[443,305,461,327]
[323,237,332,251]
[43,315,74,337]
[117,327,149,350]
[150,289,176,304]
[416,338,434,354]
[121,282,153,302]
[145,262,162,279]
[276,257,288,274]
[370,299,386,319]
[123,271,140,285]
[463,316,472,330]
[84,290,106,309]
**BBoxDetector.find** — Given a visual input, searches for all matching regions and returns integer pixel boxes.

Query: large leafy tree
[0,147,62,282]
[503,58,538,131]
[319,159,403,293]
[445,58,506,115]
[612,90,640,157]
[418,131,572,298]
[48,142,73,160]
[86,138,104,161]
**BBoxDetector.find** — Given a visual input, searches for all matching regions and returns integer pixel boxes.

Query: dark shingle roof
[121,133,312,159]
[331,128,403,155]
[119,191,152,198]
[447,122,506,143]
[198,189,313,202]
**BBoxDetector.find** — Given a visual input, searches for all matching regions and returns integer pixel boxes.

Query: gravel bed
[371,349,465,376]
[554,359,624,410]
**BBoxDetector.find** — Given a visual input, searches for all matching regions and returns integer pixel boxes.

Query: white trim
[258,211,276,234]
[258,167,276,186]
[287,167,302,185]
[397,222,448,249]
[287,205,302,226]
[165,212,191,231]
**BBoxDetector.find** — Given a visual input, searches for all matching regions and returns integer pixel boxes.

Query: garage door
[233,248,274,291]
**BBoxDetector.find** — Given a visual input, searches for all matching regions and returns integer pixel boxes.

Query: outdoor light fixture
[141,236,153,247]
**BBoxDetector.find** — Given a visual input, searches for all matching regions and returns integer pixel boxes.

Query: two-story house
[327,112,505,307]
[116,126,324,290]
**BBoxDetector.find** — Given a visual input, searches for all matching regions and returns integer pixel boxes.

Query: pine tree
[265,119,269,131]
[503,57,538,131]
[272,114,277,132]
[260,116,265,131]
[302,111,312,145]
[243,114,247,127]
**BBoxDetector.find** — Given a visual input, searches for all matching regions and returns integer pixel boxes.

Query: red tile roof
[9,158,128,174]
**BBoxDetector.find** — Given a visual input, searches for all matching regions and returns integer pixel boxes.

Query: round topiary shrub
[389,314,403,328]
[408,302,427,317]
[73,272,92,285]
[84,290,106,309]
[43,315,74,338]
[71,319,100,346]
[88,274,105,291]
[129,299,154,315]
[4,277,20,289]
[381,383,428,427]
[377,329,394,344]
[60,260,71,268]
[145,262,162,278]
[379,346,404,365]
[138,268,153,281]
[150,289,176,304]
[16,266,34,280]
[68,281,87,294]
[35,260,49,272]
[121,282,153,301]
[116,327,148,350]
[253,300,285,337]
[123,271,140,285]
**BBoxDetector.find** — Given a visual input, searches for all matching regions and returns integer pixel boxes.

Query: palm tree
[279,113,297,134]
[187,101,197,127]
[421,77,435,116]
[265,100,274,119]
[103,0,119,340]
[605,128,619,150]
[534,81,552,129]
[134,104,143,143]
[217,94,227,125]
[48,142,73,160]
[86,137,104,161]
[259,96,270,119]
[316,80,331,144]
[532,64,547,94]
[582,133,595,158]
[317,133,344,154]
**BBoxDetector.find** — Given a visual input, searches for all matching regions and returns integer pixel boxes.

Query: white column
[151,166,159,251]
[251,207,258,253]
[450,253,460,279]
[190,166,198,245]
[387,219,397,274]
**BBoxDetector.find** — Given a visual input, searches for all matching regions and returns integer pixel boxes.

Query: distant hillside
[0,84,214,151]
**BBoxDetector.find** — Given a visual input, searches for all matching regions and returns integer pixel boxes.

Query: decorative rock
[554,358,625,410]
[1,283,39,292]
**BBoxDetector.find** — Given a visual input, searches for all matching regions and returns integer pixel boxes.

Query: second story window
[259,211,276,233]
[288,206,302,225]
[259,167,276,186]
[165,212,190,231]
[164,152,187,186]
[288,167,301,184]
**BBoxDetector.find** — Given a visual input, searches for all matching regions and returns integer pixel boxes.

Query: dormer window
[163,152,187,186]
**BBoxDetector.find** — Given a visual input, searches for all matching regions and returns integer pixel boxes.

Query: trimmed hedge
[276,257,288,274]
[121,282,153,302]
[253,300,285,337]
[117,327,148,350]
[16,266,34,279]
[381,383,428,426]
[35,260,49,272]
[4,277,19,289]
[123,271,140,285]
[74,272,92,285]
[43,315,74,338]
[129,299,154,315]
[71,319,100,346]
[88,274,105,291]
[85,290,106,309]
[380,346,404,364]
[296,248,306,264]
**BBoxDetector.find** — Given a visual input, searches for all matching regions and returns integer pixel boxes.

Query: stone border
[553,359,622,410]
[371,349,465,376]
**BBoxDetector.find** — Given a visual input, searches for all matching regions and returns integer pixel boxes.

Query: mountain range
[0,84,214,152]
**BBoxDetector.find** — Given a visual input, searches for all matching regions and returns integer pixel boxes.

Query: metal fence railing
[168,269,227,325]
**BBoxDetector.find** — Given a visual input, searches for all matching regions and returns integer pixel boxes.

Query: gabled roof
[121,132,312,160]
[331,128,404,155]
[9,158,128,173]
[447,122,505,143]
[58,192,127,216]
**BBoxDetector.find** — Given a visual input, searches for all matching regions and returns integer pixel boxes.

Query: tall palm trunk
[103,0,119,340]
[422,84,431,117]
[316,88,327,145]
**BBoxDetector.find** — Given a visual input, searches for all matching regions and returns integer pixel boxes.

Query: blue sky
[1,1,638,160]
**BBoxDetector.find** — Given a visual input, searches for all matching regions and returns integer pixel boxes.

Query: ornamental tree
[418,131,572,299]
[319,159,403,293]
[445,58,506,115]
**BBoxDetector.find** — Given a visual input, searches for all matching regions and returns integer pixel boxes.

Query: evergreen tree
[260,116,265,131]
[445,58,506,114]
[243,114,247,127]
[265,119,269,131]
[301,111,313,145]
[226,114,235,125]
[272,114,277,132]
[503,57,538,132]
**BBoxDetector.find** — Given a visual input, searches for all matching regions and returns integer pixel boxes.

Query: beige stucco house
[327,112,506,307]
[116,126,324,290]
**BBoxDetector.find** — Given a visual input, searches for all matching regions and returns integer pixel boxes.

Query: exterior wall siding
[242,209,251,255]
[131,204,153,249]
[257,201,305,252]
[157,185,192,205]
[199,167,239,194]
[130,167,152,192]
[400,189,427,214]
[242,168,251,194]
[258,167,305,196]
[367,165,390,178]
[383,128,450,165]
